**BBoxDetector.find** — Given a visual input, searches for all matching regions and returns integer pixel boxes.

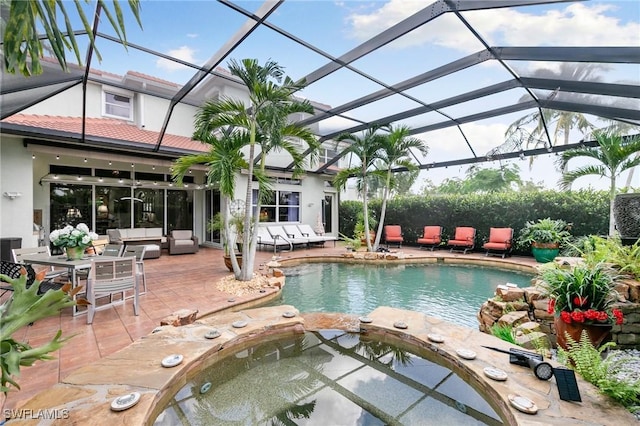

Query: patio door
[205,189,221,244]
[322,193,335,234]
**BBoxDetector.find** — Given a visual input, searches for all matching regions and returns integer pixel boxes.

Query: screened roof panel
[1,0,638,186]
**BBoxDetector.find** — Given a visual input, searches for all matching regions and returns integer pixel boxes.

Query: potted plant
[517,217,572,263]
[49,223,99,260]
[208,212,246,272]
[538,262,623,349]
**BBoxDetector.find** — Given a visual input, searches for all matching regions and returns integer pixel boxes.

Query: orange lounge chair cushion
[383,225,404,243]
[417,226,441,244]
[449,227,475,247]
[482,227,513,250]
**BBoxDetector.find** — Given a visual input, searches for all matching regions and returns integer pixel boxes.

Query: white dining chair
[86,257,138,324]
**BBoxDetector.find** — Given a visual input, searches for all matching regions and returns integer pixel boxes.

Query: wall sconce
[3,192,22,200]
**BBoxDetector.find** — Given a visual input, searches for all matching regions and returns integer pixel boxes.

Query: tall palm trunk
[609,176,617,236]
[362,160,373,252]
[241,119,257,280]
[374,169,392,251]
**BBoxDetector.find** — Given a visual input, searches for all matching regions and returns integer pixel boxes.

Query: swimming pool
[153,330,502,425]
[274,262,533,328]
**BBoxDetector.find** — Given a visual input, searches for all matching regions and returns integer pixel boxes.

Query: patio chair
[122,245,147,295]
[296,224,337,247]
[102,244,124,257]
[268,225,309,249]
[448,227,476,254]
[417,226,442,251]
[168,230,199,255]
[256,227,292,253]
[12,246,68,281]
[86,257,138,324]
[1,260,63,296]
[383,225,404,248]
[482,227,514,258]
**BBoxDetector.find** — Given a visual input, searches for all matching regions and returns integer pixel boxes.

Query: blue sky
[72,0,639,191]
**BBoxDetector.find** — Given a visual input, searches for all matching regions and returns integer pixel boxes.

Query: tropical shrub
[558,331,640,411]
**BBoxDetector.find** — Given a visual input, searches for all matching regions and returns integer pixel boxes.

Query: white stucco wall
[0,137,38,248]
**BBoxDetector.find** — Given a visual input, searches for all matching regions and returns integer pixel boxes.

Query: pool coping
[13,305,635,425]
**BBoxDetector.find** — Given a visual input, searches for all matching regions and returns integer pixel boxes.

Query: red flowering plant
[539,262,623,325]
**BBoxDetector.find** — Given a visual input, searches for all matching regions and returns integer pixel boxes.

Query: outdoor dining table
[20,253,122,316]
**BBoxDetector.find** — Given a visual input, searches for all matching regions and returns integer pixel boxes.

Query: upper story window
[103,90,133,120]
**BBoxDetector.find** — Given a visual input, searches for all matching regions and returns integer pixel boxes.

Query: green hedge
[338,190,609,255]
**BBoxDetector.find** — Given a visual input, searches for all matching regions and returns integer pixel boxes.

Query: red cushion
[488,227,513,245]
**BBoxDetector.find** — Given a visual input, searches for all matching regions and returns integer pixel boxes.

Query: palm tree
[334,125,387,252]
[373,125,428,250]
[190,58,319,280]
[2,0,142,76]
[172,132,251,274]
[505,64,600,172]
[557,130,640,236]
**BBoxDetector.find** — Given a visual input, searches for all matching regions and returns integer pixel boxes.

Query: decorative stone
[393,321,408,329]
[232,320,248,328]
[110,392,141,412]
[282,311,296,318]
[456,349,476,360]
[200,382,212,394]
[204,329,221,339]
[508,394,538,414]
[161,354,183,368]
[227,298,236,303]
[160,309,198,327]
[359,316,373,323]
[483,367,508,381]
[497,311,529,328]
[427,333,444,343]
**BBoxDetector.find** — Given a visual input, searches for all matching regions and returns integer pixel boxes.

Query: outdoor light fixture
[32,154,36,159]
[56,155,60,160]
[84,158,88,163]
[3,192,22,200]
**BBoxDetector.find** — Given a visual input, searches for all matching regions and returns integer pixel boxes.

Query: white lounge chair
[297,224,337,247]
[268,225,309,250]
[283,224,327,247]
[256,227,292,253]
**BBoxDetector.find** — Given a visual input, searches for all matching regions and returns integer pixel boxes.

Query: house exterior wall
[1,69,340,250]
[0,136,38,247]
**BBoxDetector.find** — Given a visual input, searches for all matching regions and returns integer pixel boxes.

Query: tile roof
[1,114,205,153]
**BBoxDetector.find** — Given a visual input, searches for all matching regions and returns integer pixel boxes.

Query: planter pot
[613,193,640,239]
[223,254,242,272]
[531,242,559,263]
[65,246,85,260]
[554,316,612,350]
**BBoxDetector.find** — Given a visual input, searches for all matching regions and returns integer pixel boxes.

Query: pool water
[274,262,533,328]
[153,331,502,425]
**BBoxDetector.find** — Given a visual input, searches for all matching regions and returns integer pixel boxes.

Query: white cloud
[155,45,199,72]
[186,33,198,39]
[346,2,639,53]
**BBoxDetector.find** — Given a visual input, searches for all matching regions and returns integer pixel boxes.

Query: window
[252,190,300,222]
[103,91,133,120]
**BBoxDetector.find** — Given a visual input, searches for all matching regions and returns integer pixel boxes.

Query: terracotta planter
[65,246,85,260]
[554,316,612,350]
[223,254,242,272]
[531,242,559,263]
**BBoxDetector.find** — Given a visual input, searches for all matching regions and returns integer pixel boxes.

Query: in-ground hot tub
[153,329,502,425]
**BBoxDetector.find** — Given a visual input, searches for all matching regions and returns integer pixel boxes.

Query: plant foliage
[0,269,83,392]
[558,330,640,411]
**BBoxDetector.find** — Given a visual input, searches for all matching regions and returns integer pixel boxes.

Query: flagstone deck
[7,244,630,426]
